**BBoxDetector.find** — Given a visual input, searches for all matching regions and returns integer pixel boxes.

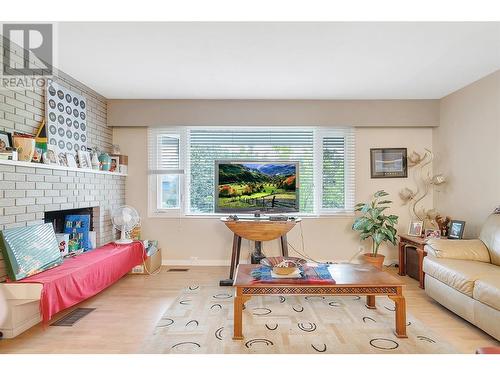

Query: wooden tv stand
[219,216,301,286]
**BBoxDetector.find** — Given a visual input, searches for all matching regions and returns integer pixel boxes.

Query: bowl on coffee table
[260,256,306,276]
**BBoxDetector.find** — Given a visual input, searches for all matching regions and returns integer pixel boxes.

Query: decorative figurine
[98,151,111,171]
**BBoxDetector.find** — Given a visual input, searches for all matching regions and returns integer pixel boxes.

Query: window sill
[147,212,354,219]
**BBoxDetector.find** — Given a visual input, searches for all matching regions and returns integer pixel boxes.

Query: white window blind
[187,128,315,214]
[147,128,183,174]
[319,128,355,213]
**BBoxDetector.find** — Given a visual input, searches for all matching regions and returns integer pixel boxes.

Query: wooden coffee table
[232,263,407,340]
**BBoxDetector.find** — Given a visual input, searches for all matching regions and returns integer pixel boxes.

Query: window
[148,129,184,214]
[188,128,315,213]
[319,128,355,213]
[148,126,355,216]
[158,175,180,209]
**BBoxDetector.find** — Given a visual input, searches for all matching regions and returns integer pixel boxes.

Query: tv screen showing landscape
[215,161,299,213]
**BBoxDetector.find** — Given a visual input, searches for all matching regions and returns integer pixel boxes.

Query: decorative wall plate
[46,81,87,155]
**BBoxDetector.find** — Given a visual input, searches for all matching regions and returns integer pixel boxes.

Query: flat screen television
[215,160,299,213]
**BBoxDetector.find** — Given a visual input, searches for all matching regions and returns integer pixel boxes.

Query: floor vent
[50,308,96,327]
[167,268,189,272]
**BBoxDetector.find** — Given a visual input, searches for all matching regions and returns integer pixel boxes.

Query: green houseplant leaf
[351,190,399,257]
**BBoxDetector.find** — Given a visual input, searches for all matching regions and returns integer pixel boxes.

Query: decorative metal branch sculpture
[399,149,446,221]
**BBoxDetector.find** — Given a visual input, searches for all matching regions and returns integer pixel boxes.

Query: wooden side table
[219,217,301,286]
[398,234,428,289]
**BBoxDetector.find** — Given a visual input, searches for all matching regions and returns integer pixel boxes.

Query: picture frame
[370,148,408,178]
[77,150,92,169]
[118,164,128,174]
[64,214,91,251]
[424,229,441,239]
[58,152,68,167]
[43,145,59,165]
[66,153,78,168]
[408,220,423,237]
[448,220,466,239]
[109,155,120,172]
[45,82,88,155]
[0,130,13,151]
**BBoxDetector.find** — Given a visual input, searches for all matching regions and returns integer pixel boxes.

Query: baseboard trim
[162,259,235,266]
[161,258,399,267]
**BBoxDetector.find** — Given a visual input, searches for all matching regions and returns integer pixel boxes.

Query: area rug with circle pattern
[140,286,457,354]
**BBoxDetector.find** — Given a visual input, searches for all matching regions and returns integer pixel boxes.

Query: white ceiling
[55,22,500,99]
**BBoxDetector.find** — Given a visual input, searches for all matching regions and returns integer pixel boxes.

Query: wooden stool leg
[235,236,242,268]
[365,295,376,309]
[280,234,289,257]
[228,234,240,280]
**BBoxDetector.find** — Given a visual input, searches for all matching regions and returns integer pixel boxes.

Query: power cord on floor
[386,262,399,268]
[287,221,324,264]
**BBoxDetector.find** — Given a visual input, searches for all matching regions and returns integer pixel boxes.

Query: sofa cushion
[479,214,500,266]
[423,256,498,296]
[473,274,500,311]
[425,238,490,262]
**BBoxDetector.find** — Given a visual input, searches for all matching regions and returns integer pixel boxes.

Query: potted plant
[352,190,398,269]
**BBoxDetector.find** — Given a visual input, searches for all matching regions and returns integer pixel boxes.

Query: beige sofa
[423,214,500,340]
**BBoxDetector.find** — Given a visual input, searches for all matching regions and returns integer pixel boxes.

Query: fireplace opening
[44,206,100,252]
[44,207,96,234]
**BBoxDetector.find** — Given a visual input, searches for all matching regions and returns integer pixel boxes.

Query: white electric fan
[111,205,140,244]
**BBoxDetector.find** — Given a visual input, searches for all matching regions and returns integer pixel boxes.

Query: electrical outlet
[190,256,198,264]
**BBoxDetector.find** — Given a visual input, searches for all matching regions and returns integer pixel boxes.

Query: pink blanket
[10,241,145,322]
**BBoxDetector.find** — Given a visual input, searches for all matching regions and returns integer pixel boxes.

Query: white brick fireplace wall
[0,36,124,281]
[0,163,126,281]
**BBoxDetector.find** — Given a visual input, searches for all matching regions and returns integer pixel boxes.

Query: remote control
[269,215,288,221]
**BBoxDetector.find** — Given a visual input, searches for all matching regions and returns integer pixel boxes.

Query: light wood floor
[0,266,497,354]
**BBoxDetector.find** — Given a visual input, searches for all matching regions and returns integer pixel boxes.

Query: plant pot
[362,253,385,270]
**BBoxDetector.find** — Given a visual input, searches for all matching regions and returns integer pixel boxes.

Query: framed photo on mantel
[370,148,408,178]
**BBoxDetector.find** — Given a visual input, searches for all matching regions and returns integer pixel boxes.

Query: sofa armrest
[424,239,491,262]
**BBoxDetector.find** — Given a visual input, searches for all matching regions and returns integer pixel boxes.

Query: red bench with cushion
[4,241,145,326]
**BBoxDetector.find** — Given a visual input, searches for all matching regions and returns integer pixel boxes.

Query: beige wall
[113,126,433,265]
[108,99,439,127]
[434,70,500,237]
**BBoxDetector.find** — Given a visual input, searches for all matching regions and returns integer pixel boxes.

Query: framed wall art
[46,81,88,156]
[42,145,59,165]
[424,229,441,239]
[77,150,92,169]
[58,152,68,167]
[110,155,120,172]
[66,153,78,168]
[408,220,423,237]
[370,148,408,178]
[63,214,91,251]
[0,130,13,151]
[448,220,465,239]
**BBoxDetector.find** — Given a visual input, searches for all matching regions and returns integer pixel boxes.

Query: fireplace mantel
[0,159,127,176]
